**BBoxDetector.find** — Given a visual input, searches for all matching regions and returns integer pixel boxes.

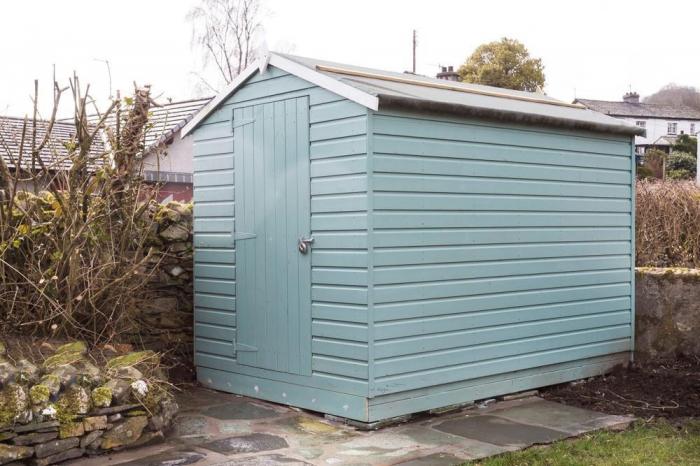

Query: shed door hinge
[233,341,258,357]
[232,117,255,130]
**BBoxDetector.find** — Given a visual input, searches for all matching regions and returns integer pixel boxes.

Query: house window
[691,123,696,134]
[636,120,646,128]
[668,122,678,135]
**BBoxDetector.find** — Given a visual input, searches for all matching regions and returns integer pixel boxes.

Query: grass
[466,420,700,466]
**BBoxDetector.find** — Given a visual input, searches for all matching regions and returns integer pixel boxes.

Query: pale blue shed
[182,53,643,423]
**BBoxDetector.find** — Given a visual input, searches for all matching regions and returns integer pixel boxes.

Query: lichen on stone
[43,351,83,370]
[29,384,50,405]
[106,351,157,370]
[91,386,113,408]
[55,341,87,355]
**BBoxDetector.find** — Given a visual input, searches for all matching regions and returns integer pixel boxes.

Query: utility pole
[412,30,417,74]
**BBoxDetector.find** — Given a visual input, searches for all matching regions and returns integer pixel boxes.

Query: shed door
[233,96,312,376]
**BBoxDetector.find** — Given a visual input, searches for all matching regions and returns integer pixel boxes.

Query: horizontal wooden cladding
[313,267,368,286]
[310,115,367,142]
[312,302,368,324]
[194,278,235,296]
[195,308,236,327]
[194,233,234,248]
[374,242,630,266]
[373,114,631,157]
[313,338,369,361]
[375,296,630,339]
[373,338,631,394]
[195,248,235,265]
[375,282,630,322]
[194,154,233,171]
[374,174,630,199]
[373,255,630,285]
[373,135,631,171]
[193,137,234,157]
[311,135,367,159]
[194,170,233,187]
[194,218,233,233]
[312,213,367,230]
[373,154,631,185]
[375,311,631,361]
[310,99,366,124]
[374,193,630,213]
[313,355,368,380]
[195,202,235,218]
[374,324,630,378]
[313,250,367,268]
[311,155,367,178]
[313,232,368,249]
[313,284,368,305]
[195,293,235,311]
[373,227,630,248]
[374,269,630,304]
[193,186,234,203]
[373,212,631,229]
[311,174,367,195]
[195,322,235,342]
[312,194,367,213]
[195,263,236,280]
[196,337,234,358]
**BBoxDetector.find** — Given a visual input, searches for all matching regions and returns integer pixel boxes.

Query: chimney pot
[623,92,640,104]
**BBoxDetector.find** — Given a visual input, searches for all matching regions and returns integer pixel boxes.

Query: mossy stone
[0,383,30,427]
[29,384,50,405]
[0,341,6,357]
[38,374,61,397]
[16,359,39,385]
[43,352,83,370]
[91,386,113,408]
[55,341,87,355]
[107,351,156,370]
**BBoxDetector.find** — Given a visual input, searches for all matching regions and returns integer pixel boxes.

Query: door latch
[298,235,314,254]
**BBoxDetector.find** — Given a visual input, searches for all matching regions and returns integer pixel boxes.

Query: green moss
[0,385,28,428]
[55,341,87,355]
[43,351,83,370]
[29,384,50,405]
[91,386,113,408]
[106,351,156,370]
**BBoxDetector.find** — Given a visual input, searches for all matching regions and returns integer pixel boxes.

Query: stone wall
[133,202,194,377]
[0,342,177,465]
[635,267,700,359]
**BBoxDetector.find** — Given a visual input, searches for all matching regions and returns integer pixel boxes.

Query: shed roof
[0,116,106,172]
[183,52,643,137]
[575,98,700,120]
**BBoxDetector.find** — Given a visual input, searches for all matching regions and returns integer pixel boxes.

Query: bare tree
[644,84,700,111]
[188,0,262,92]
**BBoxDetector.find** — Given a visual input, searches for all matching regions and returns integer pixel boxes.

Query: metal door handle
[298,236,314,254]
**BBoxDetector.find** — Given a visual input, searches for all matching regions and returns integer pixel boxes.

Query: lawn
[467,420,700,466]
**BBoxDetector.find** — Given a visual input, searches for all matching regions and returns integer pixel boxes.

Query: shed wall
[367,110,634,397]
[192,66,371,398]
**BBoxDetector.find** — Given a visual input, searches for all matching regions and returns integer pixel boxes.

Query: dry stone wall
[134,202,194,376]
[635,268,700,359]
[0,342,177,465]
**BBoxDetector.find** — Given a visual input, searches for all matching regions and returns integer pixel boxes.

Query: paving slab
[211,454,310,465]
[203,433,289,455]
[68,387,634,466]
[116,450,208,466]
[434,414,569,447]
[201,400,278,421]
[394,453,468,466]
[487,399,627,434]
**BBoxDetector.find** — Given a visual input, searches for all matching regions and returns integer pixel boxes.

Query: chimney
[436,65,460,82]
[623,92,640,104]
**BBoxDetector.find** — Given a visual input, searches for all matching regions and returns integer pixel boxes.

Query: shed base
[197,353,629,423]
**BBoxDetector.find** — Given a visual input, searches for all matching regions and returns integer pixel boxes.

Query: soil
[542,356,700,420]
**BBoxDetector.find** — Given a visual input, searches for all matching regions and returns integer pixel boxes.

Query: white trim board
[182,53,379,137]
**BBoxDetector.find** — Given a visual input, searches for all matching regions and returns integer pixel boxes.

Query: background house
[138,97,211,202]
[575,92,700,158]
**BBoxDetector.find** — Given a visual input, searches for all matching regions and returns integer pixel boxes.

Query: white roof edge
[181,53,379,137]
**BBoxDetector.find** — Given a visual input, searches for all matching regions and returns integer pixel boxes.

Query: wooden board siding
[192,66,370,397]
[367,111,634,397]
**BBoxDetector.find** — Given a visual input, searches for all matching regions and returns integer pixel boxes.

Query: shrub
[666,151,696,179]
[636,165,654,179]
[636,180,700,266]
[0,81,161,343]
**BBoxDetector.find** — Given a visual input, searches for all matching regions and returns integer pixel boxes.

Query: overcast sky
[1,0,698,118]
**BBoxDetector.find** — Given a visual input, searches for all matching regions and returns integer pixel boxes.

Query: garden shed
[182,53,644,423]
